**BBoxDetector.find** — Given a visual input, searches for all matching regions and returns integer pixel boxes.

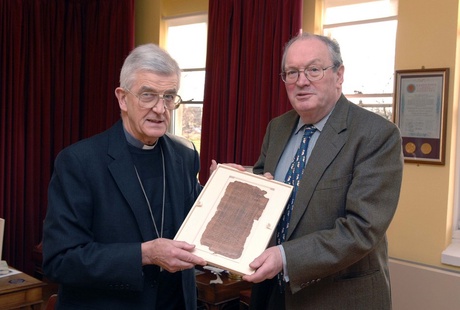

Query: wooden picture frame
[174,165,293,275]
[393,68,449,164]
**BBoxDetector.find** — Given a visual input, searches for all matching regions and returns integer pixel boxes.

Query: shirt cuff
[278,244,289,282]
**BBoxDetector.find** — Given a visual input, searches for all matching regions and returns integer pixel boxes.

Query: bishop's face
[116,71,179,145]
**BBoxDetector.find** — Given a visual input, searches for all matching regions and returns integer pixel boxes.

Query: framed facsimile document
[174,164,293,275]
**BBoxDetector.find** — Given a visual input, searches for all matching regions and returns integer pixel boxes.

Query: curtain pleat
[199,0,302,183]
[0,0,134,274]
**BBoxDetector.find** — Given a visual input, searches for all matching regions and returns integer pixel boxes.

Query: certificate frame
[174,164,293,275]
[393,68,449,164]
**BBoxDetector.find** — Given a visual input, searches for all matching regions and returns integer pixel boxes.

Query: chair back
[45,294,58,310]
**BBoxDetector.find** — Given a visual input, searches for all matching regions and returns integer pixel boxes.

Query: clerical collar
[123,127,158,150]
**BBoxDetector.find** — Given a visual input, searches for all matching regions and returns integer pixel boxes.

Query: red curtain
[0,0,134,274]
[199,0,302,183]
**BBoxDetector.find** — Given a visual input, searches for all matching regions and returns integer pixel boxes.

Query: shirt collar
[295,105,335,135]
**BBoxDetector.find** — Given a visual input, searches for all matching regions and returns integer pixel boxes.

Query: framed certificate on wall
[174,164,293,275]
[393,68,449,164]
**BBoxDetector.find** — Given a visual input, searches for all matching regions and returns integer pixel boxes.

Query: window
[322,0,398,120]
[165,14,207,152]
[441,101,460,267]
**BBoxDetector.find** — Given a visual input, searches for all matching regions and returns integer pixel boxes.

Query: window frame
[322,1,398,121]
[164,14,207,149]
[441,101,460,266]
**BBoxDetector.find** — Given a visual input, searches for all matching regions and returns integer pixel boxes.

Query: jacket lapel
[107,121,157,241]
[287,96,349,240]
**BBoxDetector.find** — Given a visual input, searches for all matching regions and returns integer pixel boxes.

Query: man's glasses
[280,65,335,84]
[124,88,182,110]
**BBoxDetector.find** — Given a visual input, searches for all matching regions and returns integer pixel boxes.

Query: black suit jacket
[43,120,202,309]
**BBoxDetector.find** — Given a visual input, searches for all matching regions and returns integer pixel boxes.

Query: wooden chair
[44,294,58,310]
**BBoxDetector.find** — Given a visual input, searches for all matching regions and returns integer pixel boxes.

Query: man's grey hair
[119,43,181,90]
[281,33,343,72]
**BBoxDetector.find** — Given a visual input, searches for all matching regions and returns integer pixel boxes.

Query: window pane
[173,104,203,152]
[324,0,398,24]
[324,20,397,95]
[347,94,393,121]
[179,70,205,102]
[167,23,207,69]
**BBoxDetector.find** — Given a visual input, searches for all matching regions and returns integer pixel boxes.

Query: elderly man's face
[284,38,344,124]
[117,71,179,146]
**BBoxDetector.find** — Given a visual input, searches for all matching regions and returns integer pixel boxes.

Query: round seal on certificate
[405,142,416,154]
[421,143,432,155]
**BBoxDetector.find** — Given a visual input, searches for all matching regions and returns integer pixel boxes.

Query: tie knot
[303,125,317,137]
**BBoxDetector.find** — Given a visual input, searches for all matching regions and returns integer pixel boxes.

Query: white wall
[389,258,460,309]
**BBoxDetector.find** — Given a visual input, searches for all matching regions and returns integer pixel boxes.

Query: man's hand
[242,246,283,283]
[263,172,274,180]
[209,159,246,176]
[141,238,206,272]
[209,159,218,175]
